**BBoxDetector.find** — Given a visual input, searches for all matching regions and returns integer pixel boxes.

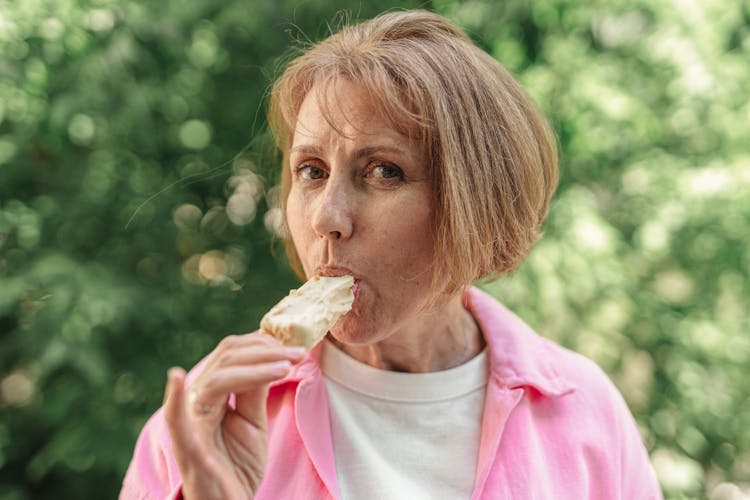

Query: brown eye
[298,164,328,180]
[371,163,404,180]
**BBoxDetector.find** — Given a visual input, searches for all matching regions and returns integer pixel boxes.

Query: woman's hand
[162,333,306,500]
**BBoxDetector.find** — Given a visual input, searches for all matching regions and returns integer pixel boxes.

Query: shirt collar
[466,287,577,397]
[271,341,323,387]
[276,287,576,397]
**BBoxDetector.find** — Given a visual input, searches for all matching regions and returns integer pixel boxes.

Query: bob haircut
[268,9,558,293]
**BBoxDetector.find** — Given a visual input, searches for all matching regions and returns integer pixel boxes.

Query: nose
[311,176,353,241]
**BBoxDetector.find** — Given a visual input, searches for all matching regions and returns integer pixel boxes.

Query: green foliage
[1,0,748,498]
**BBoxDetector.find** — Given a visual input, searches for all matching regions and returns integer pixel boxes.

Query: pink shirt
[120,287,663,499]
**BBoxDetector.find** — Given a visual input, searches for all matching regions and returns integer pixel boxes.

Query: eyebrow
[289,144,412,160]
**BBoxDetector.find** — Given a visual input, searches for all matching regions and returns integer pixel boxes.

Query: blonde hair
[268,9,558,292]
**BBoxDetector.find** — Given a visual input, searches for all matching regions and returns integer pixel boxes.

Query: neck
[330,291,485,372]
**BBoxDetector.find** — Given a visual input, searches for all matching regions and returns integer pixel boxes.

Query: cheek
[373,205,435,268]
[286,187,307,228]
[394,204,434,249]
[285,194,313,254]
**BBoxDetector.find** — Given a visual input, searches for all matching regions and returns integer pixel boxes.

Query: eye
[370,163,404,180]
[296,164,328,180]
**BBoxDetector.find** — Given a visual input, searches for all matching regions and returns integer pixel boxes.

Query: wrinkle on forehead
[292,80,418,156]
[293,78,417,146]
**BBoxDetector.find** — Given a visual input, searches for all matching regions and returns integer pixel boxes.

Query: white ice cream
[260,275,355,349]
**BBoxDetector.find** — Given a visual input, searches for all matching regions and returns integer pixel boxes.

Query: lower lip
[352,279,360,298]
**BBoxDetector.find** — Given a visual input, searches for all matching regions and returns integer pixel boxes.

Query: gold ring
[188,388,214,415]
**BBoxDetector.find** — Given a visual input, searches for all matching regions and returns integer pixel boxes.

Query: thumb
[233,359,293,429]
[163,367,194,467]
[234,381,273,431]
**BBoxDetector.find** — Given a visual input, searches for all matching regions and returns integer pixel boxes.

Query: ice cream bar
[260,275,355,349]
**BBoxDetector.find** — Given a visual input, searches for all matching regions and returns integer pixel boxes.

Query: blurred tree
[0,0,748,499]
[0,0,425,498]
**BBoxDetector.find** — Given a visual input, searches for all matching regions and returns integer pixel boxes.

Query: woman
[121,10,662,499]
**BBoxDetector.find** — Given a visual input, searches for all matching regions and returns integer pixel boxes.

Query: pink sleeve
[555,346,664,499]
[119,408,184,500]
[604,379,663,500]
[618,406,663,499]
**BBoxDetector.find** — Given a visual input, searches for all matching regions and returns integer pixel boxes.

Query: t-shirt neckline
[320,339,489,403]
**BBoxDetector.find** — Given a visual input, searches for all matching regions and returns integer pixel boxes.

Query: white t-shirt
[320,340,489,500]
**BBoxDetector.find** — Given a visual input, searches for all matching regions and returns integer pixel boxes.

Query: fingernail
[270,360,292,375]
[284,346,307,357]
[167,367,183,381]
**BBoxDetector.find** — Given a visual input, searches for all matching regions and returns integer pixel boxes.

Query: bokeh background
[1,0,748,498]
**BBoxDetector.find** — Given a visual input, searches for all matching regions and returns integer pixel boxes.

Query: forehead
[291,80,415,149]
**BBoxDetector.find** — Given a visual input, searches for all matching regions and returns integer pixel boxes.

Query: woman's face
[285,80,438,344]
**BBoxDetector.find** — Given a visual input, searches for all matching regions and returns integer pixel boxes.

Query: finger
[233,359,293,429]
[212,345,307,368]
[200,333,287,373]
[191,361,292,407]
[234,378,274,432]
[163,367,193,466]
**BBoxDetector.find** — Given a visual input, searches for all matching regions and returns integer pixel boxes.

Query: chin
[329,312,384,346]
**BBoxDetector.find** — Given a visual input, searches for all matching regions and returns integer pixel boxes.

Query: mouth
[316,265,357,279]
[315,265,360,298]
